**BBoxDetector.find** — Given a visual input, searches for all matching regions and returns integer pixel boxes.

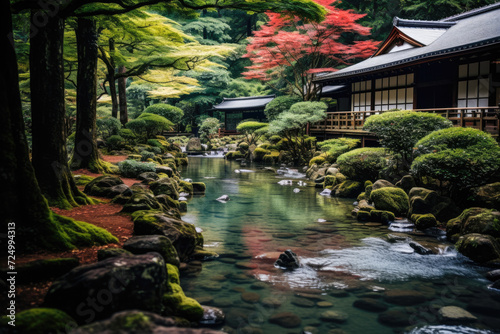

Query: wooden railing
[310,107,500,137]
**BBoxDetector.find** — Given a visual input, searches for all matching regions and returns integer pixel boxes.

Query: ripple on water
[406,325,497,334]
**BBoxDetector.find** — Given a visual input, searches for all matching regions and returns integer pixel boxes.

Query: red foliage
[243,0,379,100]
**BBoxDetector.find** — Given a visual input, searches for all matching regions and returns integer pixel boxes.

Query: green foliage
[336,148,388,182]
[119,128,137,144]
[97,116,122,139]
[411,128,500,194]
[316,137,360,164]
[141,150,156,161]
[264,95,302,121]
[106,135,126,150]
[253,147,270,161]
[143,104,184,124]
[236,121,268,145]
[269,102,327,134]
[198,117,221,142]
[126,113,173,141]
[363,110,452,164]
[220,78,272,98]
[309,155,326,167]
[118,159,157,177]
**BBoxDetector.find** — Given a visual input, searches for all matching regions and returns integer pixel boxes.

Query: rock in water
[409,241,434,255]
[275,250,300,269]
[439,306,477,323]
[216,195,230,202]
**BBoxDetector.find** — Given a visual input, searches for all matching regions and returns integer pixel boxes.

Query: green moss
[357,192,367,201]
[370,187,409,217]
[356,210,371,221]
[55,214,119,248]
[323,175,337,188]
[412,213,438,230]
[370,210,395,223]
[0,308,76,334]
[175,157,189,166]
[263,150,280,164]
[178,180,194,195]
[192,182,206,194]
[309,155,326,167]
[179,201,188,212]
[163,264,203,321]
[336,180,363,198]
[73,174,95,186]
[225,151,245,160]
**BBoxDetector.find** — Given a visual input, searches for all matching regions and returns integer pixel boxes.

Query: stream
[180,156,500,334]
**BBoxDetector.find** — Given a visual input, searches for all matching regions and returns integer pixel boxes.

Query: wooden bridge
[309,107,500,146]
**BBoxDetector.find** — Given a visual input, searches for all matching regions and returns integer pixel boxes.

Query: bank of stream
[180,156,500,334]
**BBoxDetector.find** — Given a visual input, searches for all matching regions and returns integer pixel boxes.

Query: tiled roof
[314,3,500,83]
[212,95,275,111]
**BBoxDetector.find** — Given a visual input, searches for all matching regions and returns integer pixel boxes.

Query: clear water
[180,157,500,334]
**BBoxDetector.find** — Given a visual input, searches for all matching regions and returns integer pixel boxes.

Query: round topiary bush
[143,103,184,124]
[370,187,409,217]
[106,135,125,150]
[126,113,174,141]
[336,148,388,182]
[264,95,301,121]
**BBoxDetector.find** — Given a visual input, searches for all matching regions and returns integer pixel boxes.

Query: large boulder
[132,210,203,261]
[469,182,500,210]
[186,138,203,152]
[150,178,179,200]
[455,233,500,264]
[370,187,409,217]
[335,180,363,198]
[371,179,396,191]
[447,207,500,242]
[84,176,131,198]
[0,308,77,334]
[395,175,416,194]
[123,235,180,267]
[408,187,460,223]
[120,191,164,213]
[43,253,167,324]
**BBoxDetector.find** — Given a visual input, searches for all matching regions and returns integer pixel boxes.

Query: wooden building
[312,3,500,143]
[212,95,275,135]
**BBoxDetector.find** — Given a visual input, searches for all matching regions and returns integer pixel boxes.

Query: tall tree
[1,0,116,252]
[243,0,379,101]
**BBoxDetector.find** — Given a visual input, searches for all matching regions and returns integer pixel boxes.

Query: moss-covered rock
[120,191,163,213]
[74,174,96,186]
[446,207,500,242]
[356,210,371,221]
[225,151,244,160]
[123,235,180,267]
[97,248,133,261]
[408,187,461,224]
[370,210,395,223]
[132,211,203,261]
[455,233,500,264]
[395,175,416,194]
[469,182,500,210]
[163,264,204,322]
[370,187,409,217]
[192,182,206,195]
[43,253,167,324]
[358,199,375,212]
[412,213,438,230]
[263,150,280,164]
[178,180,194,195]
[335,180,363,198]
[84,175,131,199]
[150,178,179,200]
[0,308,76,334]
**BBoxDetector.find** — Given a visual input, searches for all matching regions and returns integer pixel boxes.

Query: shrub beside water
[336,148,388,182]
[118,160,156,178]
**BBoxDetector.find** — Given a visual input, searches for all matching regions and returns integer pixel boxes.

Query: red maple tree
[243,0,379,100]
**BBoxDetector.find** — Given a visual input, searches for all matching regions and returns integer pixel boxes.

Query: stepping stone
[262,297,282,308]
[291,297,315,308]
[353,298,388,312]
[250,282,268,290]
[378,309,411,327]
[439,306,477,323]
[269,312,301,328]
[235,262,258,270]
[317,301,333,308]
[384,289,426,306]
[320,310,349,323]
[241,292,261,303]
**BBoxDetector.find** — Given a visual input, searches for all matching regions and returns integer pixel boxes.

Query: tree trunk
[70,18,113,173]
[1,1,115,252]
[30,10,94,209]
[118,66,128,125]
[108,38,119,118]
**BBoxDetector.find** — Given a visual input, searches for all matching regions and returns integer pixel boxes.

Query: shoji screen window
[351,80,372,111]
[374,74,414,111]
[457,61,490,108]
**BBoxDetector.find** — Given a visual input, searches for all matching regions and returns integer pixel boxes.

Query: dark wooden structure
[313,3,500,143]
[212,95,275,133]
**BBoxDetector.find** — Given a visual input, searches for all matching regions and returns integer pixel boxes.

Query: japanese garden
[2,0,500,333]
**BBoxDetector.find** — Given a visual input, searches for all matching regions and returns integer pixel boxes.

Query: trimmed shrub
[143,104,184,124]
[106,135,125,150]
[316,137,360,163]
[363,110,452,163]
[141,151,156,161]
[253,147,269,162]
[126,113,173,141]
[118,160,156,178]
[309,155,327,167]
[119,128,137,144]
[411,128,500,193]
[336,148,388,182]
[97,116,122,139]
[236,121,268,145]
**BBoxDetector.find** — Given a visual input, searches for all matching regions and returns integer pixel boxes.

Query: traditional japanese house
[212,95,275,135]
[312,3,500,144]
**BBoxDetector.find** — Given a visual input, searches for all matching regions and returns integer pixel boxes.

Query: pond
[180,157,500,334]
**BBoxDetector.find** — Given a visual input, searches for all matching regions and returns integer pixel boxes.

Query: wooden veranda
[309,107,500,146]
